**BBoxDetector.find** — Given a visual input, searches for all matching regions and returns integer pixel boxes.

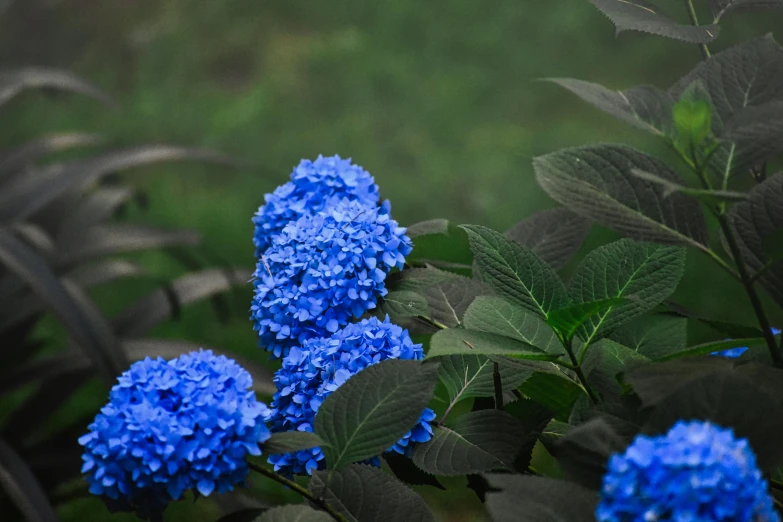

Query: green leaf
[387,267,455,292]
[546,79,674,137]
[569,239,686,346]
[534,144,709,249]
[262,432,325,455]
[656,337,765,361]
[553,418,628,489]
[729,173,783,308]
[427,329,555,361]
[518,372,584,416]
[379,291,429,319]
[546,298,628,340]
[411,410,524,475]
[719,102,783,177]
[588,0,719,43]
[463,296,562,354]
[609,315,688,360]
[418,275,491,327]
[708,1,783,23]
[0,437,59,522]
[258,505,331,522]
[504,207,591,270]
[539,420,572,451]
[314,360,439,469]
[438,355,532,406]
[672,81,713,150]
[485,474,597,522]
[461,225,569,317]
[406,219,472,271]
[382,452,444,490]
[310,464,435,522]
[583,339,649,401]
[629,169,748,205]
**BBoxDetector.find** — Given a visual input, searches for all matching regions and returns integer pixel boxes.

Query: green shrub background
[1,1,780,520]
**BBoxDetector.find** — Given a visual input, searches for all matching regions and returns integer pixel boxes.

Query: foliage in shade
[250,199,412,357]
[596,421,779,522]
[712,327,781,358]
[251,154,381,257]
[78,350,271,521]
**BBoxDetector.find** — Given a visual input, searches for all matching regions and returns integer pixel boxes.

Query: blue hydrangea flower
[264,316,436,475]
[712,327,781,358]
[79,350,271,521]
[251,199,412,357]
[252,155,381,257]
[597,420,779,522]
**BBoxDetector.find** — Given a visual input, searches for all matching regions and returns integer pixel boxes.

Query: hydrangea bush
[63,2,783,521]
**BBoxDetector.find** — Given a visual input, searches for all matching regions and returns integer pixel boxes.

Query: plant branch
[492,361,504,409]
[416,315,448,330]
[248,462,348,522]
[716,214,783,366]
[684,0,711,59]
[563,336,599,404]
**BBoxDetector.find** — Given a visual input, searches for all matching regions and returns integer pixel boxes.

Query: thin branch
[493,361,504,409]
[684,0,711,59]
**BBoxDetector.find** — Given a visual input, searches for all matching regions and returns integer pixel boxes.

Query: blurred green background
[1,1,781,521]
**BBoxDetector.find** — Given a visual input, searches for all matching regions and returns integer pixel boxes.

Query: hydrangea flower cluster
[264,316,436,475]
[597,420,779,522]
[712,327,781,358]
[79,350,271,521]
[251,199,412,357]
[252,155,381,257]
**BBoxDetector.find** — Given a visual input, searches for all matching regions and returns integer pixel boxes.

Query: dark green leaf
[411,410,524,475]
[382,452,444,490]
[0,353,89,394]
[438,355,531,407]
[729,173,783,308]
[406,219,472,270]
[534,144,709,248]
[258,505,331,522]
[463,296,562,354]
[570,239,686,346]
[546,298,628,340]
[418,276,491,327]
[0,437,59,522]
[428,329,555,360]
[0,67,115,107]
[462,225,569,317]
[504,207,592,270]
[583,339,648,401]
[609,315,688,359]
[386,267,456,292]
[656,337,765,361]
[0,229,125,383]
[310,464,435,522]
[553,418,628,489]
[709,0,783,22]
[314,360,439,469]
[763,228,783,261]
[546,78,674,136]
[0,132,102,175]
[518,372,584,416]
[720,102,783,177]
[538,420,571,452]
[588,0,719,43]
[263,432,325,455]
[623,357,732,407]
[485,474,597,522]
[379,291,429,319]
[112,268,250,337]
[55,187,134,242]
[629,169,748,204]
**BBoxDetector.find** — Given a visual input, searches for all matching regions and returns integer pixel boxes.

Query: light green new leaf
[461,225,569,317]
[314,360,439,470]
[570,239,686,346]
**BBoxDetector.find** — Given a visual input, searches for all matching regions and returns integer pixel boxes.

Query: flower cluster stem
[248,462,349,522]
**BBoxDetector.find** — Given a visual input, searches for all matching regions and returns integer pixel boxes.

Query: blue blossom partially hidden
[79,350,271,521]
[252,155,380,257]
[597,420,779,522]
[251,199,412,358]
[264,316,435,475]
[712,327,781,358]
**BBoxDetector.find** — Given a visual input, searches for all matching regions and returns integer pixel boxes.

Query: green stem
[716,214,783,366]
[564,337,599,404]
[492,361,504,409]
[248,462,348,522]
[417,315,448,330]
[683,0,711,59]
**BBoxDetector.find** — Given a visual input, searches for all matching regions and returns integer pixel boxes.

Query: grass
[1,1,781,520]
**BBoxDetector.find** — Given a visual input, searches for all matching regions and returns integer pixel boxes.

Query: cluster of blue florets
[251,198,412,357]
[264,316,436,475]
[597,420,779,522]
[79,350,271,521]
[712,327,781,358]
[252,154,381,257]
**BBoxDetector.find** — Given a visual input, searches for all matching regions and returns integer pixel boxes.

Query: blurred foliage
[0,1,781,521]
